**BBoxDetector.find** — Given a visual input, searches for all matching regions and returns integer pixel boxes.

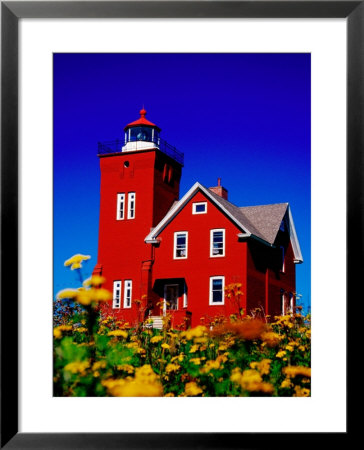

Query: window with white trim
[116,193,125,220]
[192,202,207,214]
[113,281,122,308]
[210,229,225,257]
[127,192,136,219]
[174,232,188,259]
[209,276,225,305]
[124,280,132,308]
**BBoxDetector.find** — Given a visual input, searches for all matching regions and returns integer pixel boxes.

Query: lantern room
[122,108,161,152]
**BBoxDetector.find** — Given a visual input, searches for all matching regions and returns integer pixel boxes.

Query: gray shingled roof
[207,187,288,245]
[239,203,288,244]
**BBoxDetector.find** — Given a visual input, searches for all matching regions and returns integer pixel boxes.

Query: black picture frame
[1,1,357,448]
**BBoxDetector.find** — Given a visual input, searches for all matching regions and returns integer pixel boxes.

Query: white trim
[144,182,252,242]
[209,276,225,305]
[173,231,188,259]
[123,279,132,309]
[127,192,136,219]
[183,282,188,308]
[112,280,122,309]
[192,201,207,214]
[116,193,125,220]
[280,245,285,272]
[210,228,225,257]
[163,284,179,314]
[144,183,303,264]
[287,205,303,263]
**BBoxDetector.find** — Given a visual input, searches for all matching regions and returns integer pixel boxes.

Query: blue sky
[54,53,311,312]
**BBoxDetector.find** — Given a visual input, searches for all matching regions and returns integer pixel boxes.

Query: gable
[145,182,251,242]
[145,182,303,263]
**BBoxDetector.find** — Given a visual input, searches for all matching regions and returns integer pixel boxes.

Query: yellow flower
[189,358,201,365]
[184,381,203,396]
[117,364,135,374]
[239,370,274,394]
[285,344,294,352]
[53,328,62,339]
[293,386,311,397]
[150,335,163,344]
[164,392,175,397]
[161,343,170,349]
[194,337,208,344]
[102,365,163,397]
[249,359,271,375]
[92,360,107,371]
[108,330,128,338]
[126,342,138,349]
[280,378,293,389]
[106,380,163,397]
[64,360,90,374]
[89,288,113,302]
[83,275,106,287]
[76,288,112,306]
[189,344,199,353]
[230,368,242,383]
[64,254,91,269]
[181,325,207,340]
[56,289,79,300]
[276,350,286,358]
[53,325,72,339]
[165,363,181,373]
[283,366,311,378]
[75,327,88,333]
[261,331,282,347]
[200,359,220,373]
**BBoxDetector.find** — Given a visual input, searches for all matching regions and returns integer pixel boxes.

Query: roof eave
[145,182,253,242]
[287,205,304,263]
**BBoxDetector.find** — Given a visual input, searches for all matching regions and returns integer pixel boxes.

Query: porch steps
[150,316,163,330]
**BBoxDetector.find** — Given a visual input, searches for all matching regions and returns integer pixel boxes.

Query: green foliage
[53,312,311,397]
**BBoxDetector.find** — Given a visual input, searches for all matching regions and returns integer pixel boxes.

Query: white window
[124,280,132,308]
[164,284,179,313]
[128,192,136,219]
[116,193,125,220]
[174,232,188,259]
[209,276,225,305]
[192,202,207,214]
[113,281,122,308]
[210,229,225,257]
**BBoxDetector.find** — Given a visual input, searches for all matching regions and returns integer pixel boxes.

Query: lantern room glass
[125,126,159,144]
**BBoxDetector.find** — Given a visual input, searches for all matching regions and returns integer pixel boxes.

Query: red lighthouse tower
[93,109,184,325]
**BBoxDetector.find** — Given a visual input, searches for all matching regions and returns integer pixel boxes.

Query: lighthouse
[94,109,184,324]
[94,109,302,329]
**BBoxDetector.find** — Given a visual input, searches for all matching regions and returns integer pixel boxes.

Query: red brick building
[94,110,303,328]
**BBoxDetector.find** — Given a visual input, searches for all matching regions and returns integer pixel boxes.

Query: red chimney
[209,178,228,200]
